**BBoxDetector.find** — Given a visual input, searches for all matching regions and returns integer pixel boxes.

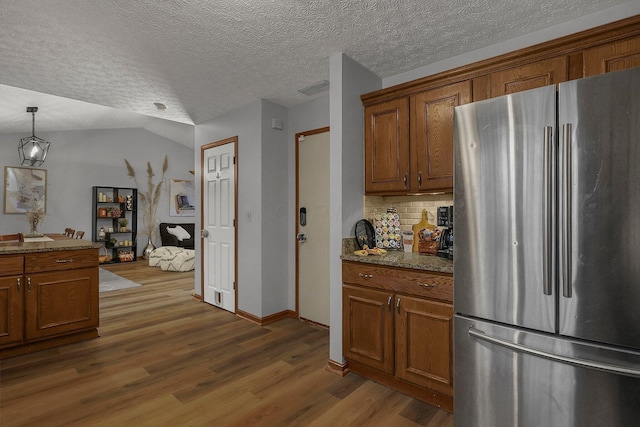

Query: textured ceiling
[0,0,633,146]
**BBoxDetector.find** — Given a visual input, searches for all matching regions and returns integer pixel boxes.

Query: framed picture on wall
[4,166,47,214]
[169,179,195,217]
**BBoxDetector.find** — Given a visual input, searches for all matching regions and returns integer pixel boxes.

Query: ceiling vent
[298,80,330,96]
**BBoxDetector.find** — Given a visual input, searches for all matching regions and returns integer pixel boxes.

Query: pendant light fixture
[19,107,51,167]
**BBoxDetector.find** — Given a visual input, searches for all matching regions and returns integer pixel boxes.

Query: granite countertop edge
[0,241,101,255]
[341,251,453,274]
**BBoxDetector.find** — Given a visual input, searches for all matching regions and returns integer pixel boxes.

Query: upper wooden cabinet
[410,81,471,193]
[487,56,569,97]
[364,81,470,195]
[584,34,640,76]
[364,99,409,193]
[362,15,640,196]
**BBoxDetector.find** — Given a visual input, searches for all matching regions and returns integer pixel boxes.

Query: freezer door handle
[468,326,640,378]
[543,126,554,296]
[562,123,572,298]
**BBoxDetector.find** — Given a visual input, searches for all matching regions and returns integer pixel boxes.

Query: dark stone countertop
[341,238,453,274]
[0,237,99,255]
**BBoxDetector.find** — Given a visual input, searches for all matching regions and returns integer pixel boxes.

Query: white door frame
[295,126,330,324]
[200,136,238,312]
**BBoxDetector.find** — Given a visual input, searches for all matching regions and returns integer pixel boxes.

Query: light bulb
[30,144,40,158]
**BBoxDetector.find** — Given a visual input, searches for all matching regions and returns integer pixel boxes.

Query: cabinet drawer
[342,261,452,302]
[0,256,24,276]
[25,249,98,273]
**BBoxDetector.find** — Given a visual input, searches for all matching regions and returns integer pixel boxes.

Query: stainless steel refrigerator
[453,66,640,427]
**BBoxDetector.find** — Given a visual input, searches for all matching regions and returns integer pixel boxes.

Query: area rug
[99,268,142,293]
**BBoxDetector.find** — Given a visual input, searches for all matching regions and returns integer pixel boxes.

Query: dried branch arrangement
[25,197,46,237]
[124,155,168,242]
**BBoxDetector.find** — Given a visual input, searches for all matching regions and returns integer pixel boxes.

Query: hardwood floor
[0,261,453,426]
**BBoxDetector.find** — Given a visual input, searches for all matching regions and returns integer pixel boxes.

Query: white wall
[260,100,290,315]
[194,99,290,318]
[0,127,194,249]
[328,53,381,363]
[195,101,263,316]
[286,95,330,309]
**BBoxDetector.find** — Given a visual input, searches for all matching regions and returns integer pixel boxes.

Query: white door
[297,129,330,326]
[203,142,235,312]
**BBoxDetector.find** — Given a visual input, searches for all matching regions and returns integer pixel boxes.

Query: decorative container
[142,237,156,259]
[118,251,134,262]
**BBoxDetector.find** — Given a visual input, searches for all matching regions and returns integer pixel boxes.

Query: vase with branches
[124,155,168,258]
[24,197,45,237]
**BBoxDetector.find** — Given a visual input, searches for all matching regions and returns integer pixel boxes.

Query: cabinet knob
[396,297,401,314]
[358,272,373,279]
[418,171,422,188]
[27,277,32,292]
[17,277,21,292]
[387,296,393,312]
[403,173,408,189]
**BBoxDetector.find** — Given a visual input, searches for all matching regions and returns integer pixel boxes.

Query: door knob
[201,229,209,238]
[297,233,307,243]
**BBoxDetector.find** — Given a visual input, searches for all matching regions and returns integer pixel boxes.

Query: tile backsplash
[364,194,453,233]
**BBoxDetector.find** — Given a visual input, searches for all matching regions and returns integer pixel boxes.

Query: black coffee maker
[437,206,453,259]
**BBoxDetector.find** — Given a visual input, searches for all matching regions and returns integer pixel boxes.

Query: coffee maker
[437,206,453,259]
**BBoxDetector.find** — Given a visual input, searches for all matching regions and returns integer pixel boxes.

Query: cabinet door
[343,284,394,374]
[0,276,24,348]
[411,81,471,193]
[488,57,568,96]
[395,295,453,396]
[584,35,640,76]
[364,98,410,194]
[25,267,99,341]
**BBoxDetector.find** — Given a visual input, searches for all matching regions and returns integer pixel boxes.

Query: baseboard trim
[192,292,202,302]
[326,359,349,377]
[300,317,329,329]
[236,309,296,326]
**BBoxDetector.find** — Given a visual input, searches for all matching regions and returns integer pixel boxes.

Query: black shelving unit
[92,186,138,263]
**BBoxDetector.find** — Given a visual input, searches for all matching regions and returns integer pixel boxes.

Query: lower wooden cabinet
[0,275,24,348]
[342,261,453,412]
[395,295,453,396]
[0,248,99,358]
[25,267,99,341]
[343,285,394,374]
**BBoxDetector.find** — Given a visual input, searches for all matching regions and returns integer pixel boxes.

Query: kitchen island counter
[0,234,99,255]
[0,234,100,359]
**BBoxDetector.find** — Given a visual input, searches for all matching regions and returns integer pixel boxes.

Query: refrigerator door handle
[543,126,554,296]
[562,123,572,298]
[469,326,640,379]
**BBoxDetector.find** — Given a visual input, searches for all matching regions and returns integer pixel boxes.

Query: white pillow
[166,225,191,241]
